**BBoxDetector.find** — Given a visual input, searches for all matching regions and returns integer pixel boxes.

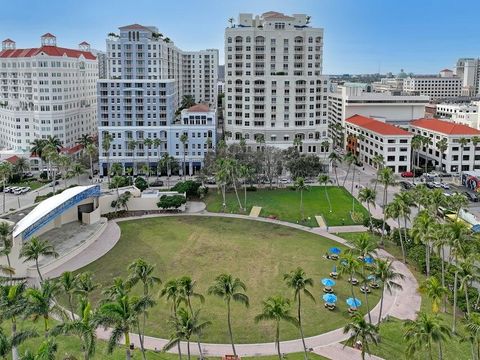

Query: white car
[432,182,442,188]
[279,178,291,184]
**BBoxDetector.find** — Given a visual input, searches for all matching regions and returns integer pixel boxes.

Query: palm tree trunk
[107,154,111,185]
[342,164,351,187]
[187,340,191,360]
[12,321,18,360]
[441,246,446,312]
[324,185,332,212]
[439,341,443,360]
[377,284,385,325]
[351,165,356,214]
[232,176,242,211]
[68,294,75,320]
[297,295,308,360]
[125,332,131,360]
[2,178,6,213]
[44,316,49,338]
[333,164,339,185]
[465,288,471,316]
[397,216,406,263]
[183,147,186,181]
[36,259,43,282]
[362,266,372,323]
[244,179,247,212]
[137,321,147,360]
[227,300,237,356]
[221,184,227,211]
[89,155,93,183]
[300,190,304,220]
[425,239,430,277]
[453,271,458,332]
[276,322,282,360]
[380,185,388,245]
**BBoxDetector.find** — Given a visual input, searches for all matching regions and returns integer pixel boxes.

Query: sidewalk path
[313,343,384,360]
[67,211,420,358]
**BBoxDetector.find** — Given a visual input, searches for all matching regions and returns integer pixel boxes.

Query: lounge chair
[323,286,333,293]
[360,285,371,294]
[349,277,359,285]
[324,303,336,310]
[329,272,338,278]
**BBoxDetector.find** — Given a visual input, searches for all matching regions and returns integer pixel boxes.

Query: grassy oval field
[74,216,379,343]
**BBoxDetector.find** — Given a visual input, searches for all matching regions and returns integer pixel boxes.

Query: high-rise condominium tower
[97,24,218,176]
[224,12,330,155]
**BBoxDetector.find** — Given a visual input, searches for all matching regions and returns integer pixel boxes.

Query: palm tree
[404,312,451,360]
[411,211,434,277]
[164,308,211,360]
[459,137,469,180]
[21,338,58,360]
[283,268,315,360]
[20,237,59,282]
[294,177,308,221]
[422,135,433,174]
[436,138,448,172]
[178,276,205,358]
[328,152,342,185]
[411,135,423,172]
[318,174,332,213]
[239,164,253,212]
[71,162,86,185]
[338,252,360,301]
[254,296,298,360]
[463,313,480,360]
[26,280,62,338]
[102,132,113,183]
[153,138,164,176]
[446,221,470,332]
[97,295,147,360]
[0,222,13,279]
[85,143,97,182]
[143,138,153,179]
[180,133,189,180]
[458,257,479,317]
[342,152,355,187]
[225,158,243,211]
[126,259,160,360]
[419,276,448,314]
[102,277,129,303]
[343,312,379,360]
[74,271,99,302]
[377,167,396,244]
[30,139,47,166]
[13,157,30,180]
[127,139,138,176]
[358,187,376,231]
[76,134,94,150]
[44,135,62,153]
[57,271,78,320]
[348,234,378,323]
[55,154,70,189]
[50,300,96,360]
[472,136,480,171]
[0,162,13,213]
[0,282,30,360]
[0,327,37,360]
[373,259,404,325]
[160,279,183,359]
[208,274,249,357]
[215,159,229,211]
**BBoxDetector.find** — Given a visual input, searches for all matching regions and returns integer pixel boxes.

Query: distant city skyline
[1,0,479,74]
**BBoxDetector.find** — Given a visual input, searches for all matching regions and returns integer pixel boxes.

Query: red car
[401,171,414,178]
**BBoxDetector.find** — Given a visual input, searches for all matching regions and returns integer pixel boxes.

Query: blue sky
[1,0,478,74]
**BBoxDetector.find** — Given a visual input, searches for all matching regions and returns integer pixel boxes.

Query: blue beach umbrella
[329,247,341,255]
[367,274,376,281]
[323,293,337,303]
[364,256,374,264]
[346,297,362,308]
[322,278,336,287]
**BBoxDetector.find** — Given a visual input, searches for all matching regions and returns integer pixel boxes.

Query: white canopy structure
[13,185,100,240]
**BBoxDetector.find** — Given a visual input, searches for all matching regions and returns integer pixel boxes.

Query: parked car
[401,171,414,178]
[206,177,216,185]
[49,181,59,187]
[3,187,12,193]
[149,180,164,187]
[399,181,413,190]
[425,183,435,189]
[441,183,450,189]
[432,182,442,188]
[464,191,478,202]
[279,178,291,184]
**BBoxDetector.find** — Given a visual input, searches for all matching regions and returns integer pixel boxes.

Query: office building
[403,70,463,99]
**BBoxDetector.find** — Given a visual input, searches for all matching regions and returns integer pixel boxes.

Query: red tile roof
[186,104,210,113]
[346,115,412,136]
[60,144,83,155]
[4,155,20,165]
[0,45,96,60]
[410,118,480,135]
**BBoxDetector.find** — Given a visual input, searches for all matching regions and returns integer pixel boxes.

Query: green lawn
[337,232,472,360]
[8,179,44,190]
[2,321,329,360]
[71,216,380,344]
[205,186,368,227]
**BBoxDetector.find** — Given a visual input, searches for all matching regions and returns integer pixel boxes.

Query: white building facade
[224,12,330,156]
[435,102,479,129]
[403,70,463,99]
[456,58,480,97]
[0,34,98,153]
[409,118,480,173]
[345,114,413,173]
[328,83,428,146]
[98,24,218,176]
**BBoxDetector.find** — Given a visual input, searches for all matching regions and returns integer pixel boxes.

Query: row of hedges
[34,184,78,203]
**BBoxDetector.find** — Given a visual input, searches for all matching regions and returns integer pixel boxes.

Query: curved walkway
[46,207,420,358]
